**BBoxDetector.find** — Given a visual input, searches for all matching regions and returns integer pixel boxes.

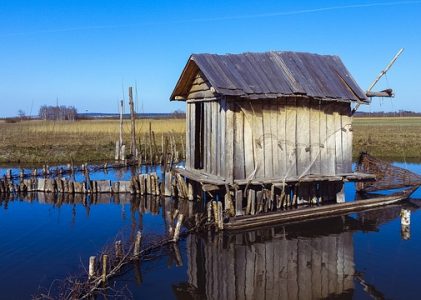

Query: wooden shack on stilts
[169,51,412,230]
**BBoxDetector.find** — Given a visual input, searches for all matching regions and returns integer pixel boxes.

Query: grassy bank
[352,117,421,161]
[0,116,419,164]
[0,119,185,164]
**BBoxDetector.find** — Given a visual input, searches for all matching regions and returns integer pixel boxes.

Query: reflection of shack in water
[179,220,355,300]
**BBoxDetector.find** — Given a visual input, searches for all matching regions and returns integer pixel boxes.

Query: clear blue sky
[0,0,420,117]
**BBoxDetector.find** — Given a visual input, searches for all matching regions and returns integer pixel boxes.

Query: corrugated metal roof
[170,51,368,102]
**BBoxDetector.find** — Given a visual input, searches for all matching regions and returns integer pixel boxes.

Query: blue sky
[0,0,420,117]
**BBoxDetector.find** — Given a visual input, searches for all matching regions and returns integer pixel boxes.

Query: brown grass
[0,119,185,164]
[0,116,419,164]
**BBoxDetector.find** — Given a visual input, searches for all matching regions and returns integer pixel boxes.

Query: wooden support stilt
[102,255,108,283]
[256,190,263,213]
[89,256,96,280]
[164,172,172,197]
[235,190,243,216]
[336,181,345,203]
[115,240,123,258]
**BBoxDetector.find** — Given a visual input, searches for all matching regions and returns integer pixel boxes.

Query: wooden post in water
[89,256,96,279]
[173,214,184,242]
[134,231,142,257]
[115,240,123,258]
[129,87,137,158]
[102,254,108,283]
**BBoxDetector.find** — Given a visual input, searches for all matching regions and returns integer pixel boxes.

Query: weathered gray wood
[310,102,321,174]
[326,104,336,175]
[277,100,287,177]
[342,106,353,173]
[270,102,279,177]
[319,103,329,175]
[187,90,216,99]
[96,180,111,193]
[234,105,245,179]
[189,81,211,93]
[242,103,255,179]
[206,101,212,174]
[263,103,273,178]
[253,102,265,178]
[211,101,218,175]
[296,98,311,177]
[128,87,137,157]
[334,109,343,174]
[286,98,297,177]
[220,98,226,178]
[186,103,191,168]
[235,189,243,216]
[225,100,234,183]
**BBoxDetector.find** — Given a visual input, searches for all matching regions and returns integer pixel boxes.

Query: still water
[1,163,421,299]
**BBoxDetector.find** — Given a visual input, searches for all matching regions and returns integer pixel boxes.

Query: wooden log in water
[89,256,96,280]
[115,240,123,258]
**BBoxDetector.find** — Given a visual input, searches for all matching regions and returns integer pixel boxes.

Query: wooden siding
[186,231,354,300]
[187,71,216,99]
[186,97,352,180]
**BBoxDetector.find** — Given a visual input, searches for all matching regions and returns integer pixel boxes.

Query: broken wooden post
[172,213,184,242]
[164,172,172,196]
[115,240,123,258]
[401,209,411,240]
[129,87,137,157]
[102,254,108,283]
[134,231,142,258]
[187,182,194,201]
[89,256,96,280]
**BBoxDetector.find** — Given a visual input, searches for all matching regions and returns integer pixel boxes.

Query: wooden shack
[171,51,368,184]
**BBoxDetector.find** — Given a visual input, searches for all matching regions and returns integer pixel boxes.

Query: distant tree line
[39,105,77,121]
[355,110,421,117]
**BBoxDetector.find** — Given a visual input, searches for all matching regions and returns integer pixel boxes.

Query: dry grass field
[0,119,185,164]
[352,117,421,161]
[0,116,420,164]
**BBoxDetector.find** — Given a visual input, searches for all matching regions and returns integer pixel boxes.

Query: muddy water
[1,163,421,299]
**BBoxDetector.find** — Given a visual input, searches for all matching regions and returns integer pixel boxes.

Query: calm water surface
[1,163,421,299]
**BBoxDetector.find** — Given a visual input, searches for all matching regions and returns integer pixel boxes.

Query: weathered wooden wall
[229,98,352,180]
[186,231,354,300]
[186,94,353,181]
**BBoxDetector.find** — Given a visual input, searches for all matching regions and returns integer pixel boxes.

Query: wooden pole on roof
[129,87,137,158]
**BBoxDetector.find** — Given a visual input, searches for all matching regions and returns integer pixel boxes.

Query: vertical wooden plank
[203,102,208,172]
[235,245,247,300]
[342,104,353,173]
[278,99,287,177]
[245,244,256,300]
[243,103,255,179]
[285,99,297,177]
[263,103,273,178]
[235,190,243,216]
[310,102,321,174]
[254,243,266,300]
[226,99,234,183]
[220,98,226,178]
[326,104,336,176]
[253,102,265,179]
[287,239,298,300]
[296,98,310,177]
[311,238,322,300]
[186,103,191,169]
[190,103,196,170]
[211,101,217,175]
[207,102,213,174]
[321,236,330,298]
[343,232,354,292]
[265,240,275,300]
[271,102,280,177]
[319,103,329,175]
[234,105,245,179]
[334,106,343,174]
[215,101,221,177]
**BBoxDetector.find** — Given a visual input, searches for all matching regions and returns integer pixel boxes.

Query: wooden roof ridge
[170,50,368,102]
